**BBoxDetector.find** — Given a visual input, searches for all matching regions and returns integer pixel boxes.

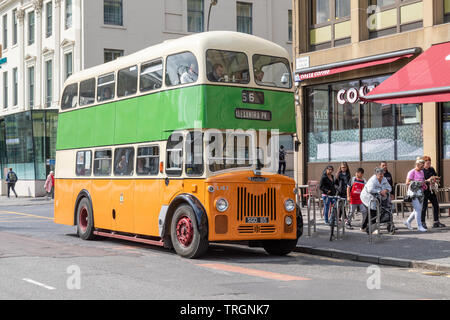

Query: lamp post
[207,0,218,31]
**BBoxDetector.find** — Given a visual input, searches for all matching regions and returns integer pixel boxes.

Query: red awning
[295,48,419,81]
[364,41,450,104]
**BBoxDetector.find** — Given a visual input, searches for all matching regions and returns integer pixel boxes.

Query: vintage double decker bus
[54,31,302,258]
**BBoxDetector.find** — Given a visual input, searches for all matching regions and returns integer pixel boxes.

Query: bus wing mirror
[295,140,301,152]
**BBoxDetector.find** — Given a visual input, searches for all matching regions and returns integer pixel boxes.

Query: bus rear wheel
[262,239,298,256]
[76,198,95,240]
[170,204,208,259]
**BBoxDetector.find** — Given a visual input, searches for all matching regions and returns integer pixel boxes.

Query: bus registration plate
[245,217,269,224]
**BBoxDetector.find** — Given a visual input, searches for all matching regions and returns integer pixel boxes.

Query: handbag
[403,195,412,203]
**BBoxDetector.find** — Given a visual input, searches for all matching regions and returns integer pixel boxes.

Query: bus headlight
[284,199,295,212]
[285,215,293,226]
[216,198,229,212]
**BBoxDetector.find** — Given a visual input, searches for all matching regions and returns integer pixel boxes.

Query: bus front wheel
[170,204,209,259]
[76,198,95,240]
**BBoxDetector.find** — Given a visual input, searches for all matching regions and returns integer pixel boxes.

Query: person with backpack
[6,168,18,198]
[346,168,367,229]
[278,145,286,175]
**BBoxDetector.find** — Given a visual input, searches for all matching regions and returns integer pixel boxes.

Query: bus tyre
[170,205,209,259]
[76,198,95,240]
[262,239,298,256]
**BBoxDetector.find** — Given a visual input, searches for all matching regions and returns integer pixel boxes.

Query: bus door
[111,147,135,233]
[162,133,185,205]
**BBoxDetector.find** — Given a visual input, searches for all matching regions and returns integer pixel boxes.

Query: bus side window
[166,133,183,177]
[61,83,78,110]
[97,73,115,102]
[165,52,198,87]
[79,78,96,106]
[114,147,135,176]
[140,60,163,92]
[185,131,203,176]
[94,149,112,176]
[137,146,159,176]
[117,65,138,97]
[76,150,92,176]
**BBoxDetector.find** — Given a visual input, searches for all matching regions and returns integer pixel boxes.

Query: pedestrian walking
[319,165,337,225]
[404,158,427,232]
[278,145,286,175]
[6,167,18,198]
[335,162,351,226]
[420,156,446,229]
[346,167,367,229]
[44,171,55,199]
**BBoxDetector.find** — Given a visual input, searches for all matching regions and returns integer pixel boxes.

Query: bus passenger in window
[208,63,224,82]
[255,70,264,83]
[137,158,150,175]
[180,63,198,84]
[116,155,128,175]
[100,87,112,101]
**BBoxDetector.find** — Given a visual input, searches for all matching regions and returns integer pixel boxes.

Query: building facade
[292,0,450,186]
[0,0,293,196]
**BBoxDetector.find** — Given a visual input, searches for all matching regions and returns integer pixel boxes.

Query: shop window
[76,150,92,176]
[117,65,138,97]
[79,78,96,106]
[94,149,112,176]
[137,146,159,176]
[309,0,351,51]
[306,85,330,162]
[396,104,423,160]
[114,147,134,176]
[367,0,423,39]
[140,59,163,92]
[165,52,198,86]
[442,103,450,158]
[97,73,115,102]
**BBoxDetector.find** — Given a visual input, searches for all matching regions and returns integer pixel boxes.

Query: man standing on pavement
[6,167,18,198]
[380,161,393,190]
[278,145,286,175]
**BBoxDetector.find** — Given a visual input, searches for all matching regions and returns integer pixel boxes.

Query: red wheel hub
[176,216,194,247]
[79,207,88,232]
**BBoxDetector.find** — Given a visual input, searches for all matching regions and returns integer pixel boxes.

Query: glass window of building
[61,83,78,110]
[28,66,34,108]
[65,52,73,80]
[94,149,112,176]
[46,1,52,38]
[104,0,123,26]
[140,59,163,92]
[76,150,92,176]
[137,146,159,176]
[114,147,134,176]
[237,2,252,34]
[442,102,450,158]
[188,0,203,33]
[3,72,8,109]
[104,49,124,63]
[97,73,115,102]
[65,0,72,29]
[12,68,17,106]
[79,78,96,106]
[309,0,351,51]
[117,65,138,97]
[252,55,292,88]
[445,0,450,23]
[367,0,423,38]
[28,11,34,45]
[3,14,8,50]
[288,10,293,42]
[165,52,198,86]
[46,60,53,107]
[306,76,423,163]
[206,50,249,84]
[12,9,17,45]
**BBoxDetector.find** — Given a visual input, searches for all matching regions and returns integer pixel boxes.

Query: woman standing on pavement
[420,156,446,229]
[44,171,55,199]
[319,165,337,225]
[404,158,427,232]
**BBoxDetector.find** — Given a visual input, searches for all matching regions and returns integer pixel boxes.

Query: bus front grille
[238,225,276,234]
[236,187,277,222]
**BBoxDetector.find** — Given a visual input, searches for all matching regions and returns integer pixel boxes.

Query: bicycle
[326,195,347,241]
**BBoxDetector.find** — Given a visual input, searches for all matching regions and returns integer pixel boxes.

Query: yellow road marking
[0,210,53,221]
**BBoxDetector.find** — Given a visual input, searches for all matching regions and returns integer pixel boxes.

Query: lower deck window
[76,150,92,176]
[94,149,112,176]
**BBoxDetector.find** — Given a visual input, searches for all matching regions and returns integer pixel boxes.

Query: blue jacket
[6,171,18,183]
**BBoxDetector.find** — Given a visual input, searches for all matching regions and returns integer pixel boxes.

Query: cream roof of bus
[64,31,291,85]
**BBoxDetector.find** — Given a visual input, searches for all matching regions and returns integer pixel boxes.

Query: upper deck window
[252,55,292,89]
[79,78,96,106]
[206,49,249,84]
[165,52,198,86]
[97,73,115,102]
[61,83,78,110]
[117,65,138,97]
[140,59,163,92]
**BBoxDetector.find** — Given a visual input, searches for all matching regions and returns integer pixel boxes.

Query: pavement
[1,195,449,273]
[296,206,450,273]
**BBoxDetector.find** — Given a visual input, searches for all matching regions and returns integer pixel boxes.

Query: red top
[349,177,365,205]
[51,174,55,186]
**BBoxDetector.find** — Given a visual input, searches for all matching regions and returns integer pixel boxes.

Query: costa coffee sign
[337,85,376,105]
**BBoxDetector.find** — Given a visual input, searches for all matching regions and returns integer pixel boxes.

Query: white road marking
[22,278,56,290]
